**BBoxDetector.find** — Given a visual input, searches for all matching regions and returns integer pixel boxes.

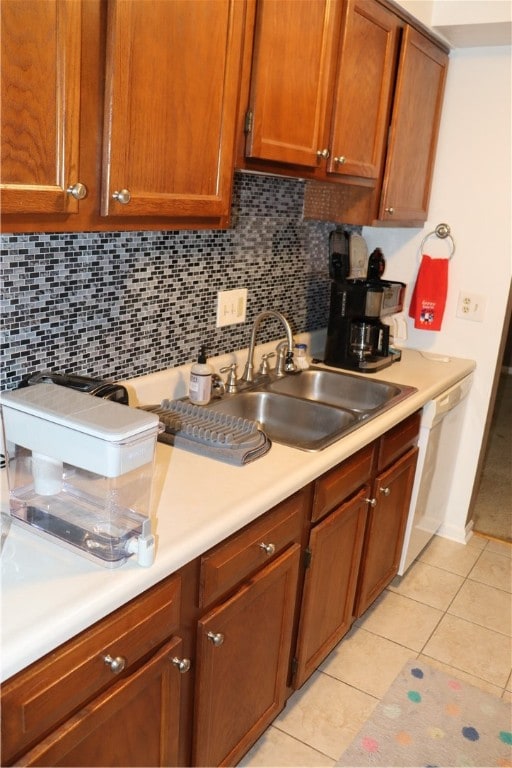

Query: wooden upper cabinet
[243,0,401,182]
[245,0,340,168]
[327,0,400,180]
[0,0,83,215]
[377,26,448,224]
[101,0,245,219]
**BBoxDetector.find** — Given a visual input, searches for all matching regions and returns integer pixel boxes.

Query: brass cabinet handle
[207,631,224,647]
[380,486,391,496]
[171,656,191,673]
[364,497,377,507]
[333,156,346,164]
[66,182,88,200]
[384,207,395,214]
[259,542,276,556]
[316,148,330,159]
[112,188,131,204]
[103,653,126,674]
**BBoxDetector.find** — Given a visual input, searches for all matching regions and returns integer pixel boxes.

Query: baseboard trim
[436,518,474,545]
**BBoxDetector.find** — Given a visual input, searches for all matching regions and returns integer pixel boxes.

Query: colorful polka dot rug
[336,659,512,767]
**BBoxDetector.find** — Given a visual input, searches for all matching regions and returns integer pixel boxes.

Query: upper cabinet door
[101,0,245,218]
[245,0,340,168]
[378,26,448,224]
[0,0,83,215]
[327,0,399,180]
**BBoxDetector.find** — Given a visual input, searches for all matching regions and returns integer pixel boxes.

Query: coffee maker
[324,235,405,373]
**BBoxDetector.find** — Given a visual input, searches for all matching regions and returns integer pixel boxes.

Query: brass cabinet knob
[66,182,87,200]
[380,486,391,496]
[259,542,276,556]
[171,656,191,673]
[112,188,131,204]
[103,653,126,674]
[333,156,346,164]
[316,148,330,159]
[364,497,377,507]
[384,207,395,214]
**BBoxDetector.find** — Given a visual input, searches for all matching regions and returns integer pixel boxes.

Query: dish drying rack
[142,400,271,465]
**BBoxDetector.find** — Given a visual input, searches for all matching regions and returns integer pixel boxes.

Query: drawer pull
[380,486,391,496]
[103,654,126,674]
[171,656,191,673]
[207,631,224,647]
[364,497,377,507]
[259,542,276,556]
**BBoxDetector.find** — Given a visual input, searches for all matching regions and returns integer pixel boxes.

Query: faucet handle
[284,350,297,373]
[275,341,297,377]
[211,373,226,398]
[258,352,275,375]
[220,363,239,394]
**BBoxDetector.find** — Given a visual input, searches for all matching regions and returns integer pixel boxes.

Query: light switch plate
[216,289,247,327]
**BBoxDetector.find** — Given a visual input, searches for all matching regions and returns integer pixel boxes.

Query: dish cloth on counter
[140,400,271,466]
[408,253,449,331]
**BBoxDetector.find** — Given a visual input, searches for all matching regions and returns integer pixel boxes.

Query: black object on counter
[367,248,386,281]
[21,371,129,404]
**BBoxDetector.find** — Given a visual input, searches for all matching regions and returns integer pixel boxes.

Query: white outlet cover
[456,291,486,322]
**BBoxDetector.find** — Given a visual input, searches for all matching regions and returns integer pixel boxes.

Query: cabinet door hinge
[245,109,254,133]
[304,547,312,570]
[290,656,298,679]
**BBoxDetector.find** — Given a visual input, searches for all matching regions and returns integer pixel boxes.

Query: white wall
[431,1,512,26]
[363,44,512,541]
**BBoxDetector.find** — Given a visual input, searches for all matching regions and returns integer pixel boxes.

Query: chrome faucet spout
[242,311,295,383]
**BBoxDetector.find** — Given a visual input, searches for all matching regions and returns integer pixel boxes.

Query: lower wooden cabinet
[294,488,369,688]
[1,574,184,766]
[2,414,421,767]
[192,545,301,767]
[293,411,420,688]
[355,446,419,616]
[16,637,185,767]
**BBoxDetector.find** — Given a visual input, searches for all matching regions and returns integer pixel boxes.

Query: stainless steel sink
[264,367,416,414]
[207,390,359,452]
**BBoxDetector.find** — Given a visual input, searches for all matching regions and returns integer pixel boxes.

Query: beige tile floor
[238,534,512,767]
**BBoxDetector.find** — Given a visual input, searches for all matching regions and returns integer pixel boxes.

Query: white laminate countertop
[0,343,475,682]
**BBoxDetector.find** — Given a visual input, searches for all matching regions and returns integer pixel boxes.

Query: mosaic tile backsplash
[1,173,355,390]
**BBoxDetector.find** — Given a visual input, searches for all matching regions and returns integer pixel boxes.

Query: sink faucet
[241,310,295,383]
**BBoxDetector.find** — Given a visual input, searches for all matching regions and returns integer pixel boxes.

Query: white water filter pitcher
[1,384,160,567]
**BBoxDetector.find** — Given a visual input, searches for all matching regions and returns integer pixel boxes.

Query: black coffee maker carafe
[324,239,405,373]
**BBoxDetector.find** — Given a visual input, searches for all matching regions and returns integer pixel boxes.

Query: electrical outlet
[216,289,247,327]
[456,291,486,322]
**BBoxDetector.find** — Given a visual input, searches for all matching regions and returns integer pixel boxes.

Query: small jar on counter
[294,343,309,370]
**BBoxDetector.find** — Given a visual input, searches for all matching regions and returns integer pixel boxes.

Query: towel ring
[419,223,456,259]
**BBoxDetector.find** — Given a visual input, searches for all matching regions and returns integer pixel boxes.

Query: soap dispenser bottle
[189,347,213,405]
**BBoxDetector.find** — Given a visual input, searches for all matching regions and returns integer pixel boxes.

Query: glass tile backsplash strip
[1,173,348,390]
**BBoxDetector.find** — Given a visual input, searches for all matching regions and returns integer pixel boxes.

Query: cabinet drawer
[312,443,374,523]
[200,488,307,609]
[377,411,421,471]
[1,574,181,763]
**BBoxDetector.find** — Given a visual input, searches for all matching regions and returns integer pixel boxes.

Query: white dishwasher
[398,373,474,575]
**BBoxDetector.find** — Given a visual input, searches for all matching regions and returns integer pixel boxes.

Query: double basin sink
[208,366,417,451]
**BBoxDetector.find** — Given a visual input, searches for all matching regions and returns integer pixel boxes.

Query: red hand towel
[408,254,449,331]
